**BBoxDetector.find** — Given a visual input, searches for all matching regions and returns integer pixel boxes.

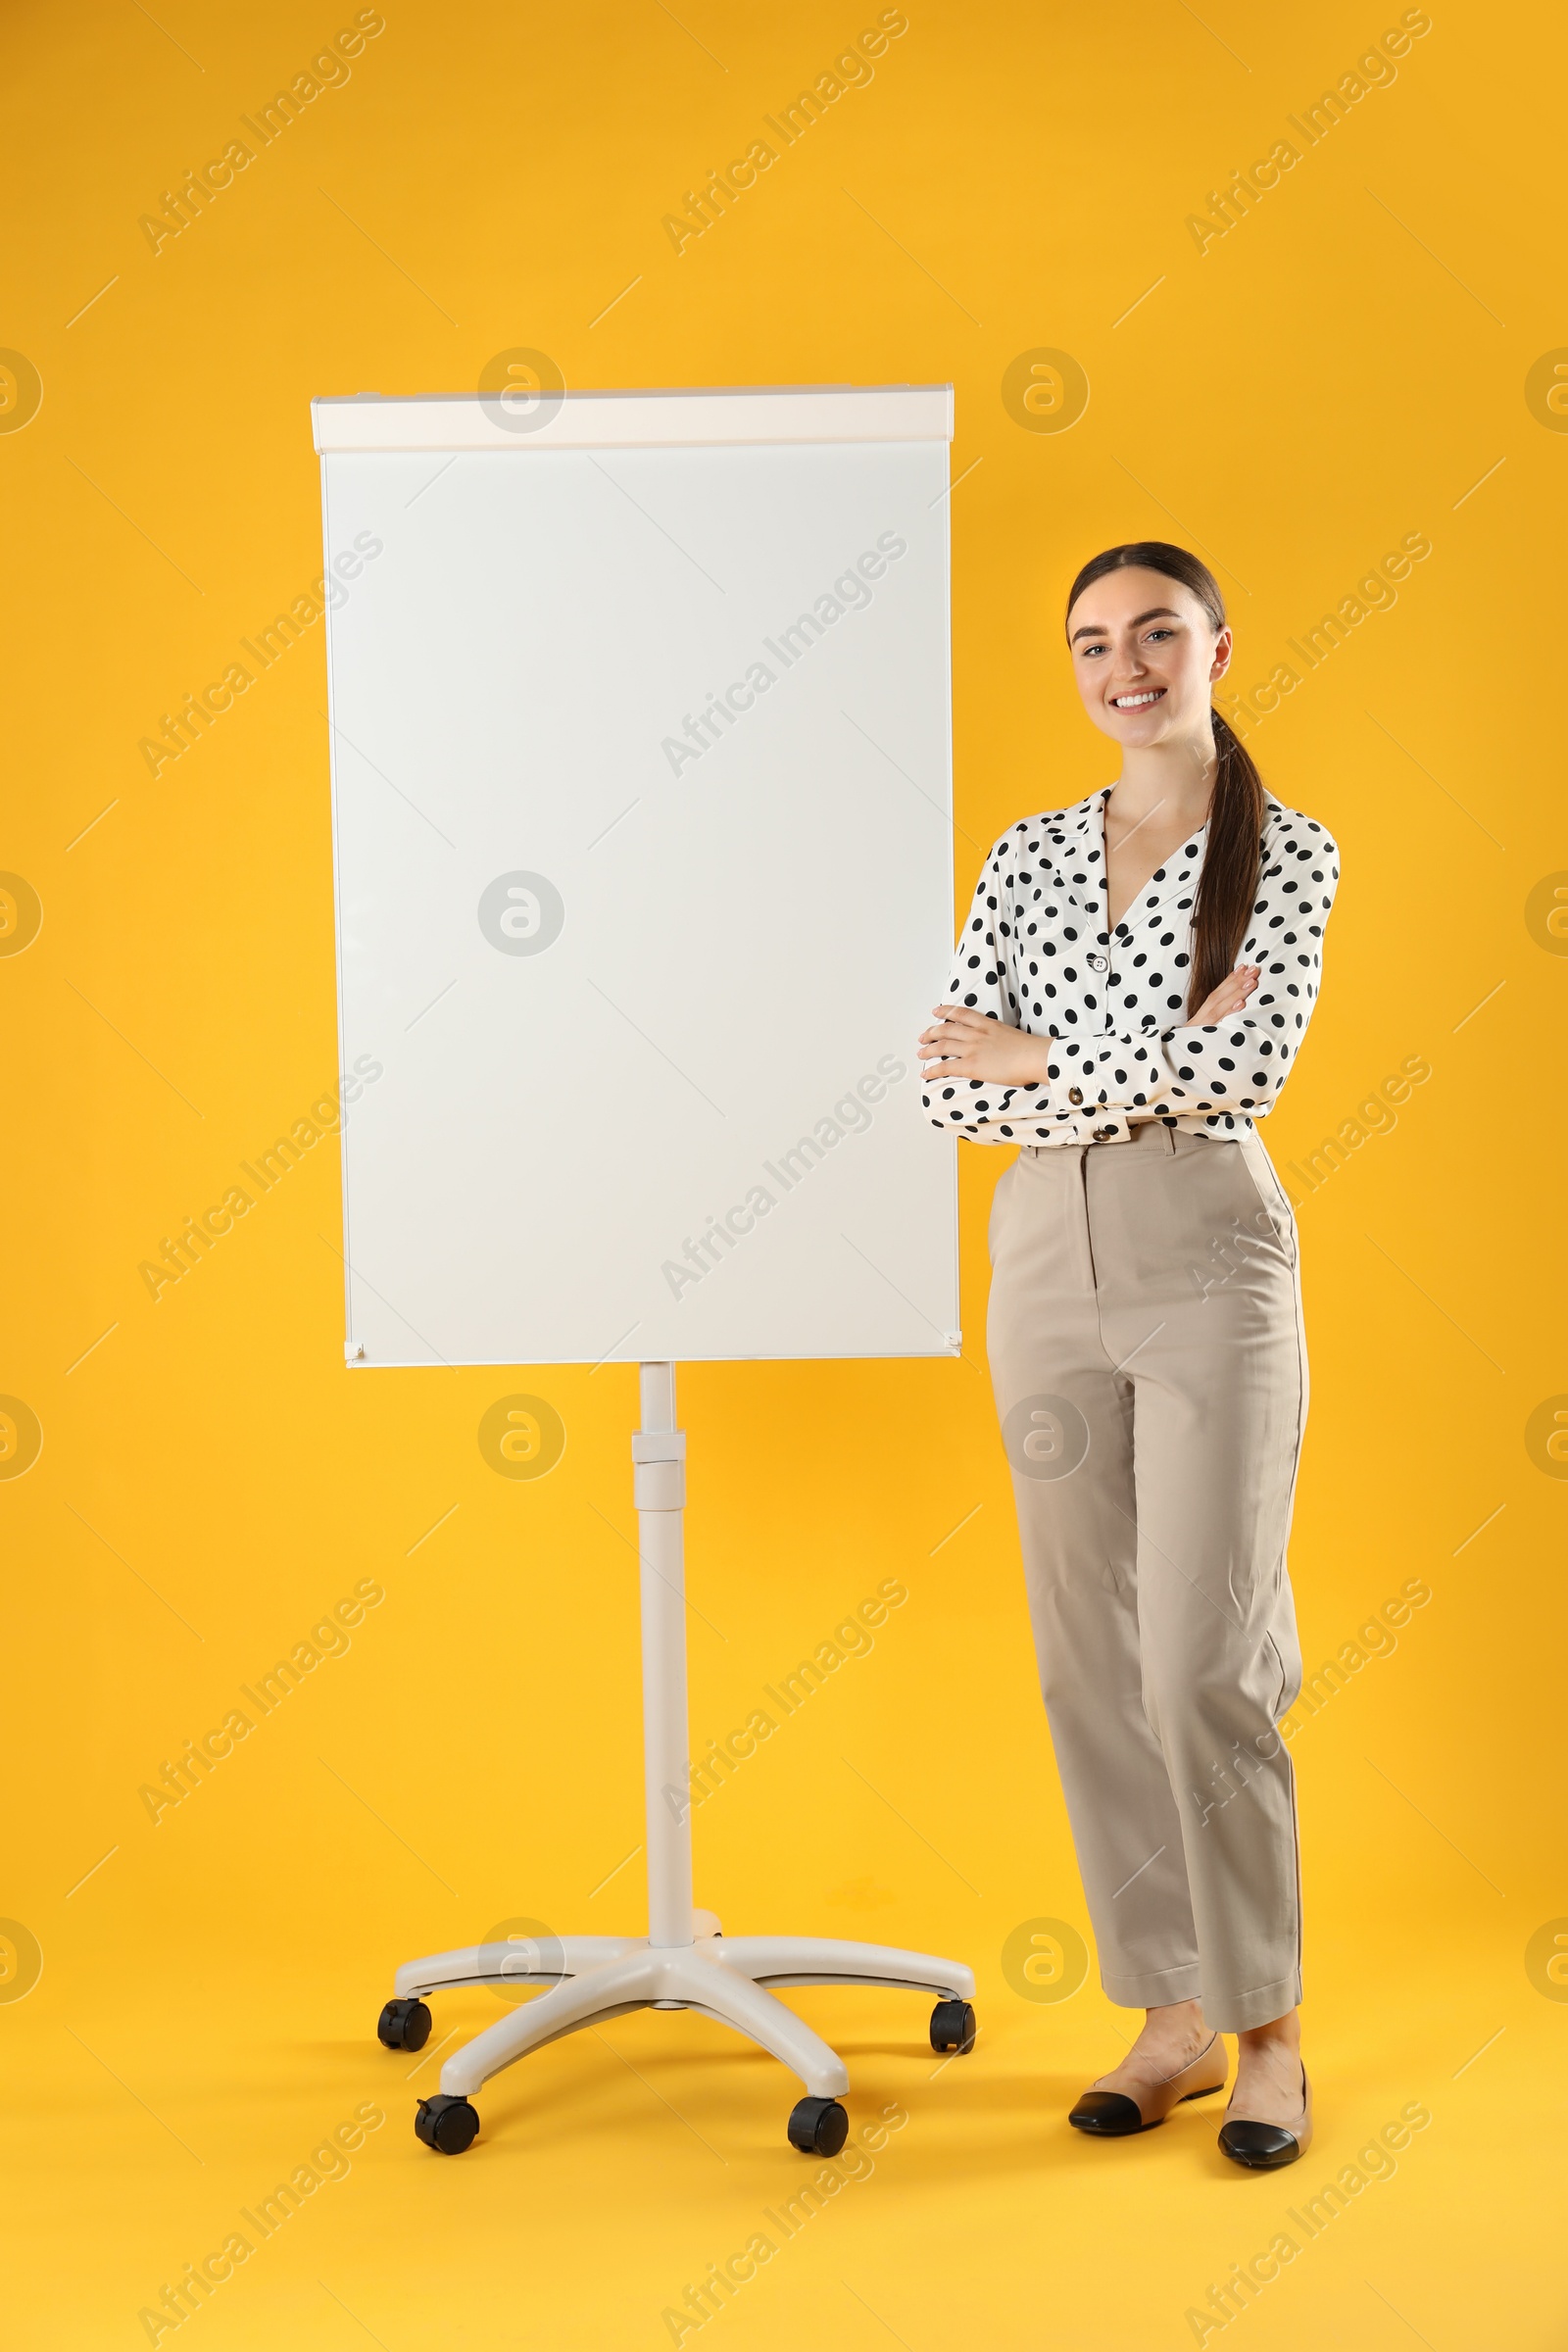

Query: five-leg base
[388,1926,977,2141]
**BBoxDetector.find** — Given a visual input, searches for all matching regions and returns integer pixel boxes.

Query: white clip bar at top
[310,383,954,454]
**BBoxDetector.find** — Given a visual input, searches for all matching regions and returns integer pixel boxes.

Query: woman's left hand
[918,1004,1054,1086]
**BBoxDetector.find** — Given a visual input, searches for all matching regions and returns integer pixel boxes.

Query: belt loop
[1161,1121,1177,1155]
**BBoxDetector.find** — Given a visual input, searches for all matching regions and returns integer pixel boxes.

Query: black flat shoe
[1069,2033,1229,2135]
[1218,2061,1312,2169]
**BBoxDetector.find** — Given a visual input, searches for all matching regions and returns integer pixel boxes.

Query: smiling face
[1065,565,1232,751]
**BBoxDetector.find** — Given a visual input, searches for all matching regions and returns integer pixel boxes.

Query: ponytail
[1063,539,1266,1016]
[1191,707,1266,1014]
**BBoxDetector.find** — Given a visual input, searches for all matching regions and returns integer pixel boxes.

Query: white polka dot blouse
[923,784,1340,1147]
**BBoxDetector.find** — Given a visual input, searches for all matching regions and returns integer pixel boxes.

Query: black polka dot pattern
[922,785,1340,1146]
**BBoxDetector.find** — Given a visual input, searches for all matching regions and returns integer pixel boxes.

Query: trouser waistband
[1020,1119,1186,1159]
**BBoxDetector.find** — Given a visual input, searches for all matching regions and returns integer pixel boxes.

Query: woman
[918,542,1338,2170]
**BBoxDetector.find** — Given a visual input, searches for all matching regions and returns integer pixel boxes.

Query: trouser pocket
[988,1158,1017,1269]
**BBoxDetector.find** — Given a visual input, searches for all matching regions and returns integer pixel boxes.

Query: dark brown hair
[1064,541,1265,1015]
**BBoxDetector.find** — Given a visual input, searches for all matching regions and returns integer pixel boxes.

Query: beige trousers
[986,1120,1306,2033]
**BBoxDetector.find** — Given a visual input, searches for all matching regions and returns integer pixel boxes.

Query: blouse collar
[1040,785,1210,940]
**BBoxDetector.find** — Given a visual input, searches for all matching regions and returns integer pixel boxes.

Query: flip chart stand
[375,1361,977,2156]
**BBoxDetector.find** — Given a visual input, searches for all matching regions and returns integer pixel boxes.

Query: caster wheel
[930,1998,976,2056]
[415,2094,479,2154]
[787,2095,849,2157]
[377,1996,432,2052]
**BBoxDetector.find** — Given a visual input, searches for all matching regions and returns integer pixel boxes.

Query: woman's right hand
[1190,963,1260,1025]
[918,1004,1054,1086]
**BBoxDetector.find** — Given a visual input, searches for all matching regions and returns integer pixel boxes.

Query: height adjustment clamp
[631,1430,687,1512]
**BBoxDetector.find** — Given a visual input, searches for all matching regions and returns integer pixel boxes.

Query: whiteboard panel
[318,393,958,1366]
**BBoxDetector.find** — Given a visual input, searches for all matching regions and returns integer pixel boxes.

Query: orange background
[3,1,1564,2344]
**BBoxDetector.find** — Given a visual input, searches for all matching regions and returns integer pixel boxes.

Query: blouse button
[1088,952,1108,971]
[1067,1086,1084,1105]
[1093,1124,1117,1141]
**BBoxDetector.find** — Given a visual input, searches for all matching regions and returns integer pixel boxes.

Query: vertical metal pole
[634,1362,694,1948]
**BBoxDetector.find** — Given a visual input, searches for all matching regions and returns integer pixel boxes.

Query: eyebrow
[1070,606,1183,645]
